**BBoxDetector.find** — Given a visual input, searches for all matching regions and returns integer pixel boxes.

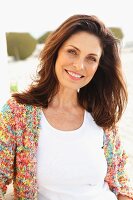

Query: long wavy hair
[13,14,128,130]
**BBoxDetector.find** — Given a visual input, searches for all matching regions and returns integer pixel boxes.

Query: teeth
[67,70,82,78]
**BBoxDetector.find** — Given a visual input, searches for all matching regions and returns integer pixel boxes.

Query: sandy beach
[118,50,133,182]
[3,49,133,198]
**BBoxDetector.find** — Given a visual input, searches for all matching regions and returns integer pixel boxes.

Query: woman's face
[55,31,102,90]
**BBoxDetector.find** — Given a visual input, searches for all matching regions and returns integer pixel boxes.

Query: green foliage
[37,31,52,44]
[109,27,124,40]
[10,81,18,93]
[6,32,37,60]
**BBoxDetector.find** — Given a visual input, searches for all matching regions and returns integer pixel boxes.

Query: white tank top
[37,110,117,200]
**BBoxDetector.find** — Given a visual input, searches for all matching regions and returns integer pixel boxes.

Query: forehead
[61,31,102,55]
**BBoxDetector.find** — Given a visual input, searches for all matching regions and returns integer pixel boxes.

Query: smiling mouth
[65,69,85,79]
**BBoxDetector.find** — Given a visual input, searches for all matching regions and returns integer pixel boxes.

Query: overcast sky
[1,0,133,43]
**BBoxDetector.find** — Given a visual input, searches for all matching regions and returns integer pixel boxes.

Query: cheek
[56,55,69,70]
[59,52,75,65]
[83,66,98,84]
[87,65,99,75]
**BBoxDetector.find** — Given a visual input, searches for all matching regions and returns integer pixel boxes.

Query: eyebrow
[67,45,99,57]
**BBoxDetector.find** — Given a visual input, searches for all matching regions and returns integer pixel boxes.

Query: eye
[87,56,97,62]
[67,49,77,55]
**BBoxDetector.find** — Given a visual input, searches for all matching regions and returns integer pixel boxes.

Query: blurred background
[0,0,133,197]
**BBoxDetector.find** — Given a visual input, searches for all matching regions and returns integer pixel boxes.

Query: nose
[74,59,85,70]
[81,63,84,69]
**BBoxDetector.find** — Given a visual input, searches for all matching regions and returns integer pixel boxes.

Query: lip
[65,69,84,80]
[65,69,83,76]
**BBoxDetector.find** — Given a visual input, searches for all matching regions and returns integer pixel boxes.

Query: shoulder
[103,126,119,143]
[1,97,24,112]
[1,97,37,115]
[0,97,42,127]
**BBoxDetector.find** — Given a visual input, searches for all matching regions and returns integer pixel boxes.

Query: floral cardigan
[0,98,133,200]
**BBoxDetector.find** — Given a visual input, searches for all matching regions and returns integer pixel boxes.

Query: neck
[50,87,79,109]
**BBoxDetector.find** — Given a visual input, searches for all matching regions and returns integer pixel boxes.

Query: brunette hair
[13,14,128,130]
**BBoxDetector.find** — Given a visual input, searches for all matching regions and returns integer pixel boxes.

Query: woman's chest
[37,127,107,186]
[42,109,84,131]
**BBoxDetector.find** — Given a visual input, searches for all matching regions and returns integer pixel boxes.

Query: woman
[0,14,133,200]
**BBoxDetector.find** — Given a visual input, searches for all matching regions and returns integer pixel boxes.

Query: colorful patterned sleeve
[0,101,16,196]
[104,128,133,199]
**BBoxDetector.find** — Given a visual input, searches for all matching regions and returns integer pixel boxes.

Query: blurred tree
[6,32,37,60]
[109,27,124,40]
[38,31,52,44]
